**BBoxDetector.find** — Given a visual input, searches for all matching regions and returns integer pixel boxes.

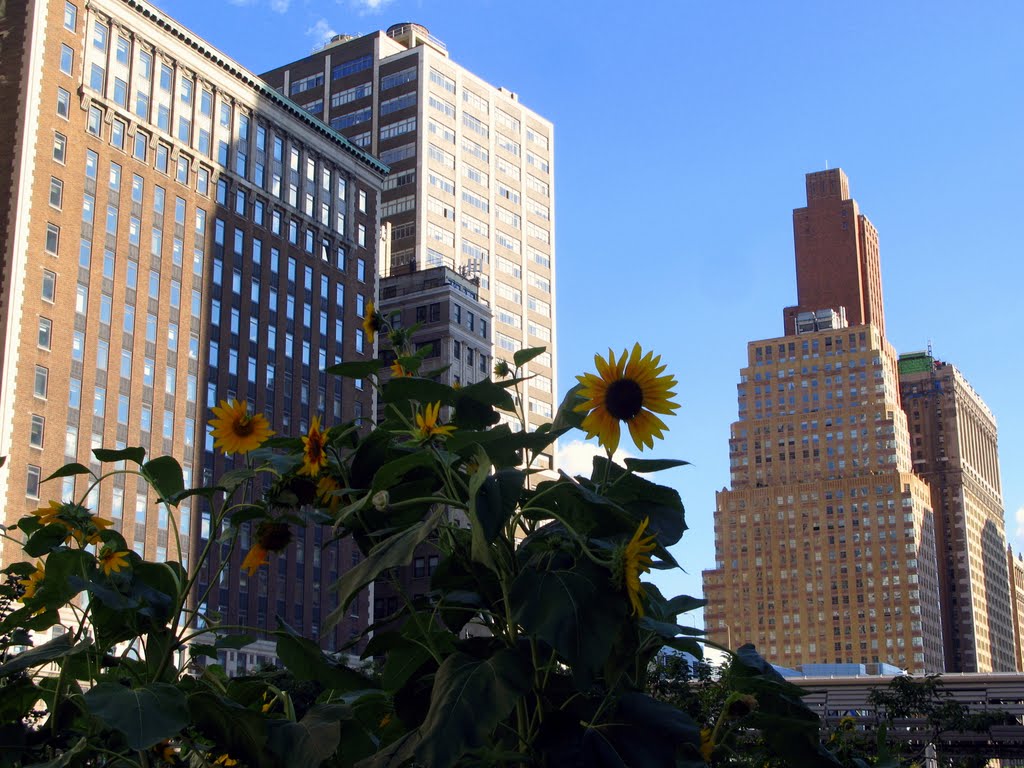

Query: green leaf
[327,507,444,625]
[23,524,71,557]
[83,682,188,750]
[511,563,625,687]
[592,456,687,547]
[381,643,434,692]
[452,380,515,428]
[326,359,386,379]
[0,634,84,677]
[472,469,524,543]
[382,376,454,405]
[92,446,146,465]
[371,450,438,493]
[0,677,43,721]
[142,456,184,502]
[466,449,499,573]
[622,458,690,473]
[266,703,352,766]
[275,622,376,693]
[513,346,547,368]
[188,691,273,768]
[550,383,586,432]
[215,634,257,650]
[42,463,92,483]
[414,649,532,768]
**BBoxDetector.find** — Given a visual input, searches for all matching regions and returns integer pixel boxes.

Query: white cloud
[556,439,635,479]
[225,0,258,6]
[1015,506,1024,540]
[270,0,290,11]
[306,17,336,44]
[350,0,394,15]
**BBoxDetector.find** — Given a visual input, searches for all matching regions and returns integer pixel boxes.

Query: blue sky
[163,0,1024,615]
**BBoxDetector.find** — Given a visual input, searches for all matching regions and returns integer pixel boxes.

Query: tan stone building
[260,24,557,435]
[703,170,945,673]
[1007,546,1024,671]
[0,0,386,661]
[899,352,1014,672]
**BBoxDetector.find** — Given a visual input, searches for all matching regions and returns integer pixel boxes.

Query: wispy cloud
[556,439,635,479]
[350,0,394,16]
[306,18,337,45]
[225,0,258,6]
[270,0,290,11]
[1015,506,1024,540]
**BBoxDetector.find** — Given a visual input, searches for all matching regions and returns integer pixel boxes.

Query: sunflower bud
[493,360,511,378]
[724,693,758,719]
[372,491,389,511]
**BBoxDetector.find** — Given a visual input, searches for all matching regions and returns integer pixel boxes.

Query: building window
[87,106,101,136]
[38,317,52,349]
[49,177,63,209]
[63,1,77,31]
[34,366,48,398]
[45,223,59,255]
[29,415,45,448]
[26,465,42,499]
[41,270,56,302]
[111,119,125,150]
[56,87,70,119]
[59,44,73,75]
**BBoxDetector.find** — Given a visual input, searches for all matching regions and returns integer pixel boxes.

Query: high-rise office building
[261,24,558,447]
[1007,545,1024,671]
[899,352,1014,672]
[0,0,387,663]
[703,169,945,673]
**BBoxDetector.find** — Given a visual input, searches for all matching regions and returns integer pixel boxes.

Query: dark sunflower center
[605,378,644,421]
[235,416,255,437]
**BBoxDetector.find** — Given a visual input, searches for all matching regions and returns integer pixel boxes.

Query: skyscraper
[0,0,386,664]
[899,352,1014,672]
[703,169,945,673]
[261,24,557,443]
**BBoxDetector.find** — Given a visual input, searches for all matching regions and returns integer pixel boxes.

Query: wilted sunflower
[618,516,657,617]
[362,302,382,344]
[18,561,45,600]
[241,521,292,576]
[209,399,274,455]
[316,475,342,512]
[299,416,328,477]
[414,401,456,441]
[575,343,678,454]
[98,548,131,576]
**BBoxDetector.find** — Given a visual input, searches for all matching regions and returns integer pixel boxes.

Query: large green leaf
[266,703,352,766]
[550,383,585,432]
[513,346,547,368]
[0,634,86,677]
[326,359,386,379]
[382,376,454,405]
[326,506,444,625]
[23,524,71,557]
[92,446,146,465]
[142,456,185,503]
[622,458,690,474]
[465,450,499,573]
[371,450,441,493]
[471,468,524,543]
[0,677,43,721]
[414,648,531,768]
[452,380,514,429]
[592,456,687,547]
[381,642,435,692]
[83,682,188,750]
[511,562,625,687]
[188,691,273,768]
[275,623,376,693]
[42,463,93,482]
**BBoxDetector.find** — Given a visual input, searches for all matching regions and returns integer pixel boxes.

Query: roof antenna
[825,159,829,170]
[927,339,933,356]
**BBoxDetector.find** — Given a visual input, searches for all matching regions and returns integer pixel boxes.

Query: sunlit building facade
[0,0,387,663]
[261,23,557,453]
[703,170,945,673]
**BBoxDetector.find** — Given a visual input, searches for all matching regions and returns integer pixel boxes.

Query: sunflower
[620,517,657,617]
[414,402,456,441]
[212,755,238,767]
[390,361,411,378]
[493,359,511,378]
[299,416,328,476]
[98,548,131,576]
[575,343,678,454]
[18,561,45,600]
[32,500,64,527]
[699,728,714,763]
[241,521,292,576]
[362,301,382,344]
[209,399,274,455]
[316,475,342,513]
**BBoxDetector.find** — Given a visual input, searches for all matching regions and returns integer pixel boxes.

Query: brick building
[0,0,387,664]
